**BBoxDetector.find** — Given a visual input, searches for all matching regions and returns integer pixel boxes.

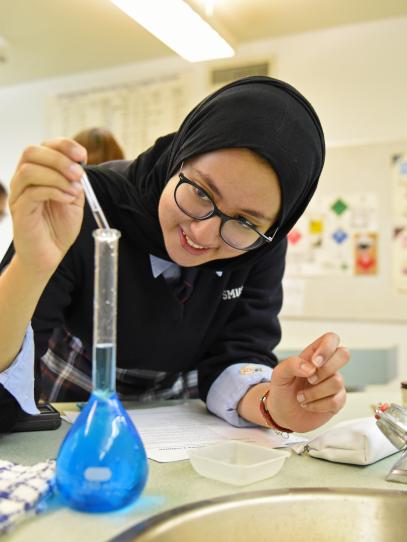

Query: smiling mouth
[180,228,210,250]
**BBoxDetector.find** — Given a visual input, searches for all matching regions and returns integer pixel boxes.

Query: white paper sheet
[64,401,306,462]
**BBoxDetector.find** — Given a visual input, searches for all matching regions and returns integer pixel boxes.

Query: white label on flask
[84,467,112,482]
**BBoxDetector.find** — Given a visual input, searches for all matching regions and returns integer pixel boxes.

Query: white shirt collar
[149,254,223,278]
[149,255,177,278]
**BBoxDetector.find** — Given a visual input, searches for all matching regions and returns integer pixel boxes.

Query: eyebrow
[191,167,274,223]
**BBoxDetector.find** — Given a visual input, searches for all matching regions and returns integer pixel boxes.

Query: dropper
[79,161,110,230]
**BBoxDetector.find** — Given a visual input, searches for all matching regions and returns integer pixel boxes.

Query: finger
[307,347,349,385]
[41,137,87,162]
[297,372,345,405]
[14,186,80,215]
[300,332,340,368]
[271,356,316,388]
[298,388,347,414]
[10,161,83,205]
[15,138,86,170]
[11,140,87,200]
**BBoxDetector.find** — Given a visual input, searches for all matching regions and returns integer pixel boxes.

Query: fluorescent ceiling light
[110,0,234,62]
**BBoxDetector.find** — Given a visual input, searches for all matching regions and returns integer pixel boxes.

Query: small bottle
[401,382,407,408]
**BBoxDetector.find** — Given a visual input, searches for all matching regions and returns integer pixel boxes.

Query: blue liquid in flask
[56,229,148,512]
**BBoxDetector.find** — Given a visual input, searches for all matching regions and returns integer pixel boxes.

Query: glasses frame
[174,171,278,251]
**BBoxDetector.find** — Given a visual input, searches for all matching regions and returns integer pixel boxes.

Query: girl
[0,76,348,433]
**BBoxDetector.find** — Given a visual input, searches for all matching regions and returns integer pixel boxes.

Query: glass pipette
[79,162,110,230]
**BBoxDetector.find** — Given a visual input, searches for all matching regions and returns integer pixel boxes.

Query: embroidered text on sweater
[222,286,244,300]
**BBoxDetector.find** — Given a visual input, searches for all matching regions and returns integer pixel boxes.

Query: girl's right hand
[9,138,87,277]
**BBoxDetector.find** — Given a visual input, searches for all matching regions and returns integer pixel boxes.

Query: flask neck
[92,228,121,396]
[92,342,116,395]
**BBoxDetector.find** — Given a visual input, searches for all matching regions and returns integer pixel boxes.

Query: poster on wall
[285,193,379,277]
[354,232,378,275]
[392,156,407,293]
[45,72,193,161]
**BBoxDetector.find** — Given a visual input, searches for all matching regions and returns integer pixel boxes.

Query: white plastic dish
[188,441,291,486]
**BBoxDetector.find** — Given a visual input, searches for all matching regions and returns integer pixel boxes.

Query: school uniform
[0,76,325,431]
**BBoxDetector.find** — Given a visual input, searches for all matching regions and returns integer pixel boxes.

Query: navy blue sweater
[0,166,286,430]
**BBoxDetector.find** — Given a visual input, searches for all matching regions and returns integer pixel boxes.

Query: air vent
[210,61,270,86]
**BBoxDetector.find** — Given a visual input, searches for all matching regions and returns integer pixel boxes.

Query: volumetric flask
[56,229,148,512]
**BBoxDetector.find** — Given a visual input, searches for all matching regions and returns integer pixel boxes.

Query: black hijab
[92,75,325,271]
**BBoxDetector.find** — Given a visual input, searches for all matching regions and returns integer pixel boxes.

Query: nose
[188,215,222,247]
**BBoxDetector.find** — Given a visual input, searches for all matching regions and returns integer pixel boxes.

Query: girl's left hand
[267,332,349,433]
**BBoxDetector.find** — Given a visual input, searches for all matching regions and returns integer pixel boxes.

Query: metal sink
[110,488,407,542]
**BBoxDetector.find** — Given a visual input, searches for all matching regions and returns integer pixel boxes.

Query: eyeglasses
[174,172,278,251]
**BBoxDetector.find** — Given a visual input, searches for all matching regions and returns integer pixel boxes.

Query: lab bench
[1,386,406,542]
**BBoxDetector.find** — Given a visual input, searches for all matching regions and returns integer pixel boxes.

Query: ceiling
[1,0,407,86]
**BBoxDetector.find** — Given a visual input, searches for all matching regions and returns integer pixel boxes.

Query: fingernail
[313,355,324,367]
[297,392,305,403]
[69,163,83,177]
[308,374,318,384]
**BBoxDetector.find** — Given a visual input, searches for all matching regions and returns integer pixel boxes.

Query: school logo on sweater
[222,286,243,300]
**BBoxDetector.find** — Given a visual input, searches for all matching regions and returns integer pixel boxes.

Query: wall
[1,16,406,375]
[2,17,407,180]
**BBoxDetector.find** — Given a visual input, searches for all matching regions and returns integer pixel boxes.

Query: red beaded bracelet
[260,389,293,433]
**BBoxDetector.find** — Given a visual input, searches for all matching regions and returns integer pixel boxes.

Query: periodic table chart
[45,71,194,160]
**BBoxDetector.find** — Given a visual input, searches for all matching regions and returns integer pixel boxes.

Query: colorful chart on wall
[281,140,407,322]
[285,194,379,277]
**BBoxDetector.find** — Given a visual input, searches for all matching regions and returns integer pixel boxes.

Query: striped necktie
[174,267,199,303]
